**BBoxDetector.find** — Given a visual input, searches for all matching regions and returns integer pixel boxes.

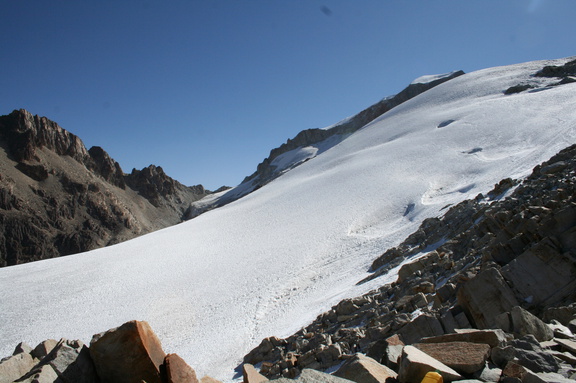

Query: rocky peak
[87,146,126,189]
[0,109,89,163]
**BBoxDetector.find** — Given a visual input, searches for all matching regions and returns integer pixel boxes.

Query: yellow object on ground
[421,371,443,383]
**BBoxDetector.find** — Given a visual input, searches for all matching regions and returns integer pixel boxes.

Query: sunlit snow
[410,70,463,85]
[1,58,576,381]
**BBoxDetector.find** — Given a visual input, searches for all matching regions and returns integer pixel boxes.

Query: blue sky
[1,0,575,190]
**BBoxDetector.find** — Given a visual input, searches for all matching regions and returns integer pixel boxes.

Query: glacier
[1,57,576,381]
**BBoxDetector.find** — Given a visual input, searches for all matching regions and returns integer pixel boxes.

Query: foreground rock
[333,353,397,383]
[90,320,166,383]
[398,346,462,382]
[0,320,198,383]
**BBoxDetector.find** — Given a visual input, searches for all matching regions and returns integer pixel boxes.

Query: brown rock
[414,342,490,374]
[334,353,397,383]
[420,329,508,348]
[398,345,462,383]
[165,353,199,383]
[509,306,553,341]
[89,320,166,383]
[242,363,268,383]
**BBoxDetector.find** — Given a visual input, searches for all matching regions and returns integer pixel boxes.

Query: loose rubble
[242,144,576,382]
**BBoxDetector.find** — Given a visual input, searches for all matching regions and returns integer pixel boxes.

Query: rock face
[0,109,210,266]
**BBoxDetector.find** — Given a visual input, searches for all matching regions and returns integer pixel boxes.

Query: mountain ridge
[0,109,210,266]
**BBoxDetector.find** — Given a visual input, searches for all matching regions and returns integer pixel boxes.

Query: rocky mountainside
[184,70,464,219]
[0,109,210,267]
[242,143,576,382]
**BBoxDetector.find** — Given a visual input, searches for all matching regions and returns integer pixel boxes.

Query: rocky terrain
[241,143,576,382]
[0,109,211,267]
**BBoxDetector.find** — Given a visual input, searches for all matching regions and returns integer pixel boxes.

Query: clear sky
[1,1,575,190]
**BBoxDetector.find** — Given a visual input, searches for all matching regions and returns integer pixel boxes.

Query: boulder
[421,328,508,348]
[457,268,519,329]
[89,320,166,383]
[0,351,35,383]
[334,353,397,383]
[383,334,404,369]
[509,306,554,341]
[14,364,59,383]
[398,345,462,383]
[165,353,199,383]
[243,363,268,383]
[509,336,560,373]
[501,237,576,309]
[12,342,33,356]
[397,314,444,344]
[555,338,576,354]
[414,341,490,375]
[44,339,97,382]
[474,362,502,382]
[31,339,59,360]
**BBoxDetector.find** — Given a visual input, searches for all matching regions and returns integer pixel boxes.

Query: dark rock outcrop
[0,109,210,267]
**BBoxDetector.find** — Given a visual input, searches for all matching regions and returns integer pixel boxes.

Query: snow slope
[1,57,576,381]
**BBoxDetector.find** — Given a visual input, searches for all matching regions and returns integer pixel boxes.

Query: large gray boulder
[509,306,554,341]
[457,268,519,329]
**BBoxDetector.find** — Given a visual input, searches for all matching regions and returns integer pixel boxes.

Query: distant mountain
[184,70,464,219]
[0,109,210,266]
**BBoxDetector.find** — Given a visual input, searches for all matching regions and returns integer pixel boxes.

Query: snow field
[1,57,576,381]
